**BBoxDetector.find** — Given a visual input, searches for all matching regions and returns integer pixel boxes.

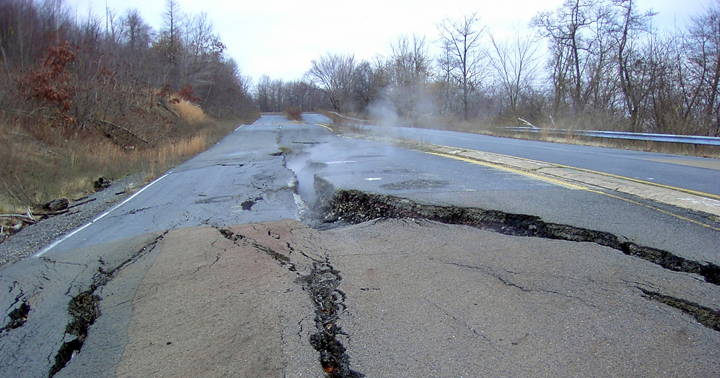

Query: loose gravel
[0,174,148,270]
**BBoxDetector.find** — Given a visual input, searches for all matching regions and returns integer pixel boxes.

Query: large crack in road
[218,227,363,377]
[315,180,720,286]
[46,232,166,378]
[304,176,720,336]
[278,132,720,376]
[299,262,363,378]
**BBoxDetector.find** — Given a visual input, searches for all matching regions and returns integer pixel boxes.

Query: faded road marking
[34,173,171,257]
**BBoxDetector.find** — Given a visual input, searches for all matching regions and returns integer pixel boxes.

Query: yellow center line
[317,123,335,133]
[426,152,588,190]
[426,150,720,232]
[431,143,720,201]
[564,166,720,201]
[584,188,720,232]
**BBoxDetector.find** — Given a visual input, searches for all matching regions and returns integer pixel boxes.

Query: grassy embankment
[0,96,257,218]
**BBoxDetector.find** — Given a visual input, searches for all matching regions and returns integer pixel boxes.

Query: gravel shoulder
[0,173,149,270]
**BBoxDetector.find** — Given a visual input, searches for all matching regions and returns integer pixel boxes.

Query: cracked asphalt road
[1,114,719,377]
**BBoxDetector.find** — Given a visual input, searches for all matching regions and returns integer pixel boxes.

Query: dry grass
[284,107,303,122]
[0,112,255,215]
[173,99,208,123]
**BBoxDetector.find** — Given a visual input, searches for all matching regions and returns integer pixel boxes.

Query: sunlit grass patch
[173,99,208,124]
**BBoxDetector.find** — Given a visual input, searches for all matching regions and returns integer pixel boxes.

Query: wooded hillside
[0,0,256,213]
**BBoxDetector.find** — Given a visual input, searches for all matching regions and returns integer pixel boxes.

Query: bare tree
[437,12,487,120]
[610,0,655,131]
[160,0,184,87]
[435,39,458,115]
[489,28,543,119]
[307,53,357,112]
[385,34,431,117]
[121,9,152,53]
[181,12,225,96]
[686,1,720,135]
[388,34,429,86]
[532,0,616,117]
[353,60,378,112]
[646,32,698,134]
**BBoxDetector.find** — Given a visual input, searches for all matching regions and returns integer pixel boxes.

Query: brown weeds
[284,107,303,121]
[0,111,249,215]
[172,98,208,124]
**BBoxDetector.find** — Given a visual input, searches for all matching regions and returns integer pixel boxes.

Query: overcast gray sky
[67,0,711,83]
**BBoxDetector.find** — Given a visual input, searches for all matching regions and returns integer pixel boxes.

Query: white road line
[34,172,171,258]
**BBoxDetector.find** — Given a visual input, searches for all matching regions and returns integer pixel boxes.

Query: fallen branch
[157,98,180,118]
[5,178,24,204]
[0,214,36,224]
[68,197,96,209]
[7,108,54,119]
[518,117,538,129]
[26,207,35,222]
[97,119,149,144]
[32,209,69,216]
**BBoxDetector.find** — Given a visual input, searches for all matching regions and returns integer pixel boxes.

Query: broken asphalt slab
[0,231,165,378]
[322,219,720,377]
[116,222,321,378]
[3,218,718,377]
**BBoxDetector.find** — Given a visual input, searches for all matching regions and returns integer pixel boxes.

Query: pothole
[379,179,449,190]
[241,196,263,210]
[1,302,30,332]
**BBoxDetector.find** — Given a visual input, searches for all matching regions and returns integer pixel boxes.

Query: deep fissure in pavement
[640,289,720,332]
[319,188,720,286]
[315,185,720,333]
[47,234,165,378]
[298,262,363,378]
[218,228,362,377]
[219,228,296,271]
[48,291,100,377]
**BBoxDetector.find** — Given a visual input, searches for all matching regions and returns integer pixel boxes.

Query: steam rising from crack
[286,155,324,208]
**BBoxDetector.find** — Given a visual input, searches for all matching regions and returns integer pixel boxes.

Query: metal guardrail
[505,127,720,146]
[327,112,720,147]
[328,111,368,124]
